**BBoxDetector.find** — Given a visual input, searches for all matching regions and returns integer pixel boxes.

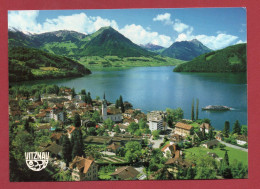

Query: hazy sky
[8,8,247,50]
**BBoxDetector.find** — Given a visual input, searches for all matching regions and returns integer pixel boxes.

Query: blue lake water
[19,66,247,130]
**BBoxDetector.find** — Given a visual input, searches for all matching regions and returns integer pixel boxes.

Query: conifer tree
[191,98,194,121]
[62,135,72,166]
[232,120,241,135]
[74,113,81,127]
[223,121,230,137]
[196,98,199,120]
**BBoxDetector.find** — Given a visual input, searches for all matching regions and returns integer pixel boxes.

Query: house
[36,123,51,132]
[43,142,63,158]
[67,126,76,139]
[50,107,65,122]
[110,166,140,180]
[70,156,98,181]
[107,142,121,153]
[202,139,219,148]
[200,123,212,133]
[147,111,166,131]
[236,135,248,145]
[101,94,122,122]
[51,132,64,144]
[174,122,193,137]
[161,144,177,157]
[216,133,224,141]
[169,134,183,144]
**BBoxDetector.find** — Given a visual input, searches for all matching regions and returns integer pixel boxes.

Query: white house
[50,107,65,122]
[147,111,166,131]
[236,135,248,145]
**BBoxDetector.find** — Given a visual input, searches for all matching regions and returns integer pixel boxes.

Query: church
[101,93,123,122]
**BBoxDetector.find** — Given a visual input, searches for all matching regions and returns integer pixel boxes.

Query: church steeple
[103,92,106,100]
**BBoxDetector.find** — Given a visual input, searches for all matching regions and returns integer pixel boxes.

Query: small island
[202,105,231,111]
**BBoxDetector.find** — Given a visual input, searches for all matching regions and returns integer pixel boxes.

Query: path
[218,140,248,152]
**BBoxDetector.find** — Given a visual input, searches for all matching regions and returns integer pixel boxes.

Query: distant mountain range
[9,27,212,61]
[140,43,165,52]
[160,39,212,61]
[173,43,247,72]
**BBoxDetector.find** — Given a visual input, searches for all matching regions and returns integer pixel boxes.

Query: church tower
[102,93,107,117]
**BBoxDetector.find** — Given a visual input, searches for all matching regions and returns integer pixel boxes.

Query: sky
[8,8,247,50]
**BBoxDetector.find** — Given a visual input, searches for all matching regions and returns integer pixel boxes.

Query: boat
[202,105,231,111]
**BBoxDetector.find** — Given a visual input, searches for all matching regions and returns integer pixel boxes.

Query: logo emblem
[25,152,49,171]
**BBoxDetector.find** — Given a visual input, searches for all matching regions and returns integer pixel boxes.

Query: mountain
[140,43,165,52]
[9,46,91,82]
[78,27,155,57]
[8,27,184,69]
[161,39,212,61]
[173,43,247,72]
[8,27,155,58]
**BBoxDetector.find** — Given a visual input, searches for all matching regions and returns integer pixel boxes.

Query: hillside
[173,43,247,72]
[161,39,212,61]
[79,27,155,57]
[9,27,184,68]
[9,47,91,82]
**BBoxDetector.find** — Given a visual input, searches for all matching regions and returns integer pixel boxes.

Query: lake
[18,66,247,130]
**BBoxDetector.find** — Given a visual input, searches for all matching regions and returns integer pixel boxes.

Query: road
[218,140,248,152]
[148,135,164,149]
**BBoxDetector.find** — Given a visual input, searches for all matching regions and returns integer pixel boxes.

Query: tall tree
[208,128,214,140]
[81,89,86,95]
[71,87,76,98]
[196,98,199,120]
[191,98,194,121]
[119,95,125,113]
[223,121,230,137]
[241,125,248,136]
[62,135,72,166]
[74,113,81,127]
[232,120,241,135]
[220,151,232,178]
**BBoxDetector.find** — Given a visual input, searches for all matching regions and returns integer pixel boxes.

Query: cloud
[8,10,42,33]
[119,24,173,47]
[153,13,173,25]
[8,11,119,34]
[236,40,247,44]
[8,10,173,47]
[175,32,239,50]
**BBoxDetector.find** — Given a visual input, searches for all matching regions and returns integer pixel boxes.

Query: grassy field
[184,146,248,166]
[77,55,185,71]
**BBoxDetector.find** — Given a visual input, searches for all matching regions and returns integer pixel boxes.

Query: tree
[103,118,114,130]
[62,135,72,166]
[74,113,81,127]
[220,151,233,179]
[232,120,241,135]
[196,98,199,120]
[87,127,97,136]
[71,87,76,98]
[128,122,139,134]
[241,125,248,136]
[125,141,142,163]
[191,98,195,121]
[186,167,195,180]
[223,121,230,137]
[152,130,160,140]
[114,125,121,133]
[71,130,84,159]
[115,99,119,109]
[81,89,86,95]
[208,128,214,140]
[119,95,125,113]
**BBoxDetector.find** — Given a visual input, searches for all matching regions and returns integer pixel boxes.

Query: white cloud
[173,19,189,33]
[153,13,173,25]
[8,10,42,33]
[236,40,247,44]
[8,11,119,35]
[119,24,173,47]
[175,32,239,50]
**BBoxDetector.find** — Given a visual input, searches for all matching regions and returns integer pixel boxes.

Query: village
[9,85,248,181]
